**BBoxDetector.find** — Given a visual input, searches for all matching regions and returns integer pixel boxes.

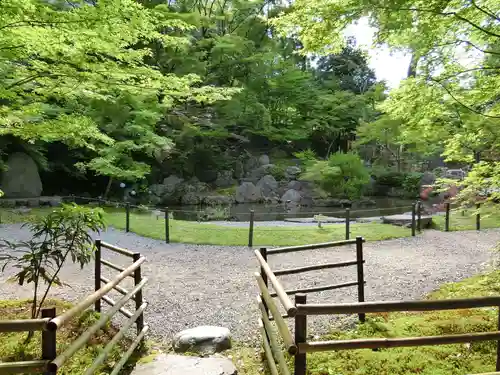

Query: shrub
[302,152,370,199]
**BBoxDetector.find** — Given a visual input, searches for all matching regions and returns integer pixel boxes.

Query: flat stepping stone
[382,214,433,227]
[173,326,231,354]
[131,354,237,375]
[284,216,345,223]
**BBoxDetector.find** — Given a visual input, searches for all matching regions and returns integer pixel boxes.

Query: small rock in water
[173,326,232,354]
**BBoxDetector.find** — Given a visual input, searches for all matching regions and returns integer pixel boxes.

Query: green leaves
[302,152,370,199]
[0,204,106,320]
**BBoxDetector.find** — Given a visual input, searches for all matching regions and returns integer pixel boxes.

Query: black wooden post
[345,208,350,240]
[411,203,416,237]
[476,203,481,231]
[94,239,101,313]
[259,247,268,316]
[248,210,255,247]
[132,253,144,339]
[356,236,366,323]
[125,203,130,233]
[445,202,450,232]
[165,208,170,243]
[417,200,422,232]
[294,294,307,375]
[42,307,57,375]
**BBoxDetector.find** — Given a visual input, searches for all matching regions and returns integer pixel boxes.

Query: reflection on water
[170,198,416,222]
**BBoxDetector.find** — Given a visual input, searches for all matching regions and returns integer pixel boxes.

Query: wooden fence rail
[255,236,500,375]
[0,240,148,375]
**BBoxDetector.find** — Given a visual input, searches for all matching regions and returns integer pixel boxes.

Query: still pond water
[169,198,416,222]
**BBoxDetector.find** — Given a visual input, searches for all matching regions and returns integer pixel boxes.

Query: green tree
[302,152,370,199]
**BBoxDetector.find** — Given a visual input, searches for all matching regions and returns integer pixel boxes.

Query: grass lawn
[0,207,411,246]
[0,299,144,374]
[433,207,500,232]
[233,270,500,375]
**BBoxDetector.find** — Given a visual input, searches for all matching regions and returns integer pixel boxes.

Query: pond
[168,197,417,222]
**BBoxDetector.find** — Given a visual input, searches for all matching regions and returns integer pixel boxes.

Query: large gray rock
[131,354,237,375]
[285,166,301,180]
[249,164,275,182]
[288,180,302,191]
[203,195,235,206]
[1,153,43,198]
[181,192,201,205]
[382,214,433,228]
[162,176,184,195]
[173,326,231,354]
[256,175,278,198]
[215,170,234,188]
[235,182,262,203]
[281,189,302,203]
[149,184,169,197]
[258,154,270,166]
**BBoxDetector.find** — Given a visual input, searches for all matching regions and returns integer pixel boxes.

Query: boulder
[288,180,302,191]
[281,189,301,203]
[249,164,275,182]
[203,195,235,206]
[1,152,43,198]
[259,154,270,166]
[285,166,301,180]
[181,192,200,205]
[244,156,260,175]
[233,160,244,179]
[162,176,184,195]
[420,171,436,187]
[215,170,234,188]
[196,169,218,183]
[130,354,237,375]
[313,198,342,207]
[173,326,231,354]
[149,184,169,197]
[382,214,433,228]
[256,175,278,198]
[235,182,262,203]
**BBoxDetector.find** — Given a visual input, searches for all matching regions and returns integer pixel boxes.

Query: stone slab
[284,216,345,223]
[131,354,237,375]
[382,214,433,227]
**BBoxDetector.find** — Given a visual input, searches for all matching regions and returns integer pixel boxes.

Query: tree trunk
[103,176,113,199]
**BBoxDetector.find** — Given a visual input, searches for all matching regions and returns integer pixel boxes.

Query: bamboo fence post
[165,208,170,243]
[345,208,350,240]
[259,247,269,318]
[476,203,481,231]
[42,308,57,375]
[356,236,366,323]
[125,203,130,233]
[497,306,500,371]
[132,253,145,340]
[94,239,101,313]
[248,210,255,247]
[294,294,307,375]
[411,203,416,237]
[445,202,450,232]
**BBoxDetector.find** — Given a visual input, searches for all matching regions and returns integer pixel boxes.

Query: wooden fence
[255,237,366,375]
[0,240,148,375]
[255,237,500,375]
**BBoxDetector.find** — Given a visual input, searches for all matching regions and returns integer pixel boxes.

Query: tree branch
[430,78,500,119]
[369,3,500,39]
[436,66,500,81]
[471,0,500,22]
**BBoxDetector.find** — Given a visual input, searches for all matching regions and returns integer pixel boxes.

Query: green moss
[215,186,237,196]
[433,207,500,232]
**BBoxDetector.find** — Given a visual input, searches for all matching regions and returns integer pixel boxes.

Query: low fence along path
[1,224,499,342]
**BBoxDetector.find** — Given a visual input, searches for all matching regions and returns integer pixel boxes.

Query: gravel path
[1,224,499,344]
